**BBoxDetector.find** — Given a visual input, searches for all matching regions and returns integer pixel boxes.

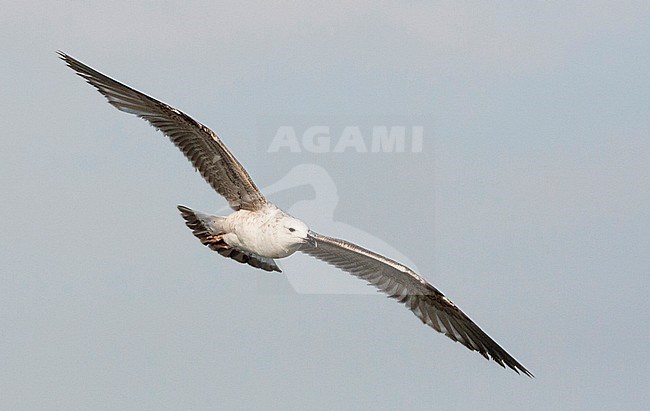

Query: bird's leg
[201,234,230,251]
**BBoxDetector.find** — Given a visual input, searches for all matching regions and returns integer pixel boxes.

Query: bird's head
[280,216,316,247]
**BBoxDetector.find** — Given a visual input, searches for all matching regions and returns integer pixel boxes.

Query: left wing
[59,52,266,211]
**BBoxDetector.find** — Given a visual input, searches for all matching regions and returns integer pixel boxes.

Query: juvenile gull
[60,52,533,377]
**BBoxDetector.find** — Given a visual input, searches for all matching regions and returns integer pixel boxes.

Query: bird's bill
[305,231,317,247]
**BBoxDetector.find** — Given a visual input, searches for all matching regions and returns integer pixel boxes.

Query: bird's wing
[301,232,533,377]
[59,52,266,211]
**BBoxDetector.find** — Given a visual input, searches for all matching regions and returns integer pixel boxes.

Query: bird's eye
[288,228,296,232]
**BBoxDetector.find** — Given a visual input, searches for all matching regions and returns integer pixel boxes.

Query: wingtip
[521,367,535,378]
[57,50,71,63]
[504,360,534,378]
[490,356,534,378]
[57,51,82,73]
[507,357,534,378]
[177,204,191,213]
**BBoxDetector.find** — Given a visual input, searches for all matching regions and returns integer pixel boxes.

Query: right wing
[301,232,533,377]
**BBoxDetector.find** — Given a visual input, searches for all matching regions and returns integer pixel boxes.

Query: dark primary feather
[302,232,533,377]
[58,51,266,211]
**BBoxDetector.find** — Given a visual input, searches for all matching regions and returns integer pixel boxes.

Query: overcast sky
[2,1,649,409]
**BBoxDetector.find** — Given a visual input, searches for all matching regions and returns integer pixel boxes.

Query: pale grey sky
[2,1,649,409]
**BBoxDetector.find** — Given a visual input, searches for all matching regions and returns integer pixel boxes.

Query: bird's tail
[177,205,226,242]
[177,205,281,272]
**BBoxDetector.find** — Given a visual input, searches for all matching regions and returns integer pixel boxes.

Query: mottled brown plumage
[59,51,265,212]
[60,51,532,377]
[302,233,533,377]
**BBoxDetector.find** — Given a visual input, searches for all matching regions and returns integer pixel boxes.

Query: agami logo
[267,125,424,153]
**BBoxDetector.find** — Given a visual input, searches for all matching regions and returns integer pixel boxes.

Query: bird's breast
[224,208,300,259]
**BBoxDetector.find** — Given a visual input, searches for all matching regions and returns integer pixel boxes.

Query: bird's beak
[305,231,317,247]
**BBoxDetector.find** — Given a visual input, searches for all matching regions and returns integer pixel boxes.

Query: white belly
[222,206,303,259]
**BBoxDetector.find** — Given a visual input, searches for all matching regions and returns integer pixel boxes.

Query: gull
[59,51,533,377]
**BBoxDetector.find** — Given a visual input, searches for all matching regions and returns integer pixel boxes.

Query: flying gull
[59,52,533,377]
